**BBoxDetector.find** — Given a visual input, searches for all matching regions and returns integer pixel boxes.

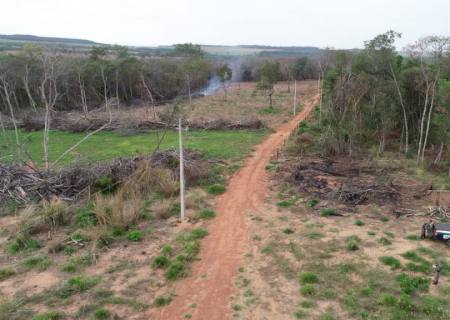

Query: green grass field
[0,129,269,167]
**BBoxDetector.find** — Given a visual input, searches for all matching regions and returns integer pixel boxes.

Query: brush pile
[0,150,209,204]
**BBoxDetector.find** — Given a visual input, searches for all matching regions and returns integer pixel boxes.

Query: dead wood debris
[0,150,208,204]
[394,206,450,220]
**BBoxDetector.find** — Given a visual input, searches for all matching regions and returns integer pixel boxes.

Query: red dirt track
[157,94,319,320]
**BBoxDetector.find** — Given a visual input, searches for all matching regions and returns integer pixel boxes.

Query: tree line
[319,31,450,166]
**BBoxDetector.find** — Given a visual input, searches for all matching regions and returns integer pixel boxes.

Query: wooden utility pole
[293,80,297,115]
[178,118,186,221]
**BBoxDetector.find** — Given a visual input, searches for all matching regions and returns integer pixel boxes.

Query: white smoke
[202,75,222,96]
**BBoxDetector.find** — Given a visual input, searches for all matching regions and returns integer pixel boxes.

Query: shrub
[397,273,430,295]
[379,256,401,270]
[93,308,111,319]
[183,241,200,260]
[320,208,337,216]
[300,284,317,296]
[207,184,226,195]
[165,261,187,281]
[355,220,365,226]
[299,272,319,284]
[380,217,389,222]
[345,236,361,251]
[186,228,208,240]
[76,203,97,227]
[152,256,170,269]
[0,268,15,281]
[22,256,51,272]
[32,311,65,320]
[199,209,216,219]
[127,230,143,242]
[404,262,432,273]
[306,198,319,208]
[154,294,173,307]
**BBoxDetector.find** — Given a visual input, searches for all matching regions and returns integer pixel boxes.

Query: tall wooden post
[178,118,186,221]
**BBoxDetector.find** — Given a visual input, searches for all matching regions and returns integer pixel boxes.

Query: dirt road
[158,94,319,320]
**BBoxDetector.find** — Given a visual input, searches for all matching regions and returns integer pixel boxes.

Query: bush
[77,204,97,228]
[179,228,208,241]
[152,255,170,269]
[127,230,143,242]
[299,272,319,284]
[300,284,317,296]
[0,268,15,281]
[94,175,116,194]
[207,184,226,195]
[165,260,187,281]
[306,198,319,208]
[93,308,111,319]
[199,209,216,219]
[345,236,361,251]
[32,311,65,320]
[320,208,337,216]
[379,256,401,270]
[355,220,365,226]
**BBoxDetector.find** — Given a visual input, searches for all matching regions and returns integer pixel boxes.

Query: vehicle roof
[436,224,450,232]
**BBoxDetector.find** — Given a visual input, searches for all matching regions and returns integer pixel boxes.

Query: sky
[1,0,449,49]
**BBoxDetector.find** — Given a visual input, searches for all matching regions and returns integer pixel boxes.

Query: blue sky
[1,0,449,48]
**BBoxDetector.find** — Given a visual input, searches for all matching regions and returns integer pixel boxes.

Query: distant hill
[0,34,98,45]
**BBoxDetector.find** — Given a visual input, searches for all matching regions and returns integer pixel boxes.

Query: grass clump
[207,184,226,195]
[283,228,295,234]
[300,284,317,297]
[294,310,306,318]
[277,200,293,208]
[299,272,319,284]
[58,276,100,298]
[199,209,216,219]
[345,236,361,251]
[379,256,401,270]
[154,294,173,307]
[355,220,365,226]
[7,235,41,254]
[22,255,52,272]
[152,256,170,269]
[60,254,95,273]
[93,308,111,319]
[165,260,187,281]
[320,208,337,216]
[161,245,173,256]
[378,237,392,246]
[0,268,15,281]
[305,231,324,240]
[306,198,319,208]
[127,230,143,242]
[397,273,430,295]
[32,311,65,320]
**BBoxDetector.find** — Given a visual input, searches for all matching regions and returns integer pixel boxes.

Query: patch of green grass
[355,220,365,226]
[323,288,337,299]
[22,256,51,272]
[380,216,390,222]
[232,304,242,311]
[383,231,395,238]
[318,313,335,320]
[320,208,337,216]
[207,184,226,195]
[379,294,398,307]
[299,272,319,284]
[277,200,293,208]
[58,276,101,298]
[300,284,317,296]
[304,231,324,240]
[199,209,216,219]
[345,236,361,251]
[93,308,111,319]
[306,198,319,208]
[379,256,401,270]
[367,231,376,236]
[0,268,15,281]
[165,260,187,281]
[294,310,307,318]
[161,245,173,256]
[152,256,170,269]
[1,129,269,167]
[300,300,315,308]
[397,273,430,295]
[378,237,392,246]
[338,263,356,273]
[7,236,41,254]
[127,230,143,242]
[32,311,65,320]
[283,228,295,234]
[60,254,95,273]
[154,294,173,307]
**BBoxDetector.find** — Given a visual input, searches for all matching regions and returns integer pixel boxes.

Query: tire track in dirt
[157,94,319,320]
